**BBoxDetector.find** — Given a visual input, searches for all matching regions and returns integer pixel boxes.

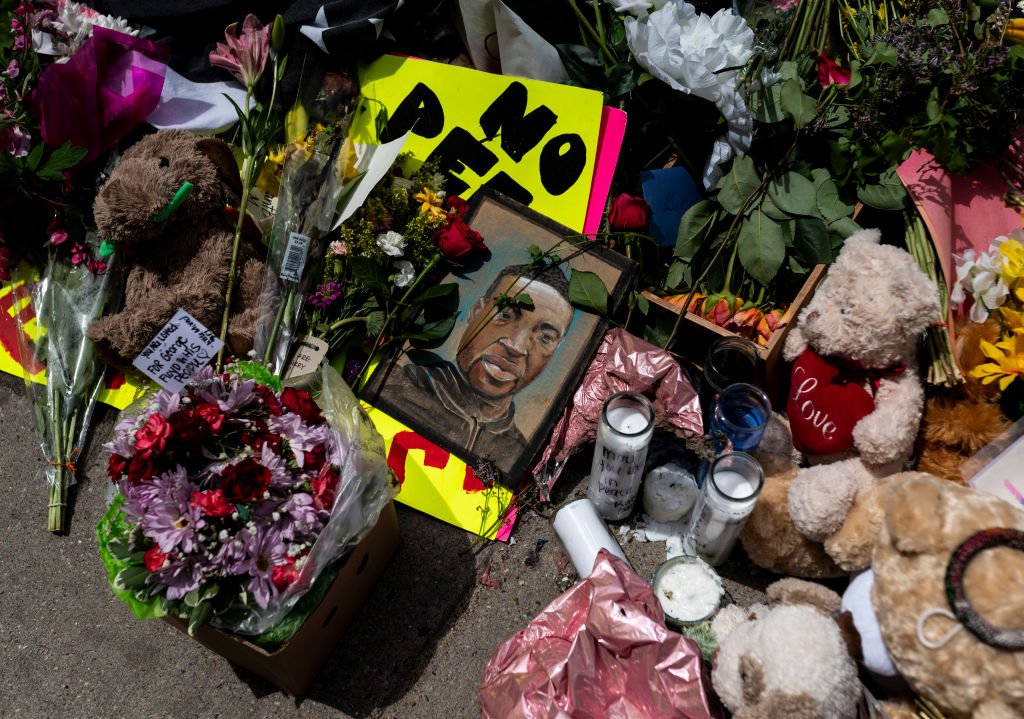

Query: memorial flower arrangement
[99,362,394,635]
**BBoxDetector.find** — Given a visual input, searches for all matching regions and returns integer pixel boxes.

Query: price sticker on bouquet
[280,231,311,283]
[132,309,224,393]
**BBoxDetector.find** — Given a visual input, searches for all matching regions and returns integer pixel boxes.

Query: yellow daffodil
[414,187,446,219]
[971,330,1024,390]
[999,304,1024,331]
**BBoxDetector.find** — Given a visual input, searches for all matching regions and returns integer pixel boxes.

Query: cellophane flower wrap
[97,362,396,636]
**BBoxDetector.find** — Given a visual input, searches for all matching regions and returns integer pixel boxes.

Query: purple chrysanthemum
[238,525,287,608]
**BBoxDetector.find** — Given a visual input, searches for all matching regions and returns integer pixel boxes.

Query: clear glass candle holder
[683,452,764,566]
[586,392,655,521]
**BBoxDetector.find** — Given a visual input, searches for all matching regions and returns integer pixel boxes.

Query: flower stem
[216,154,255,370]
[327,314,370,334]
[567,0,616,67]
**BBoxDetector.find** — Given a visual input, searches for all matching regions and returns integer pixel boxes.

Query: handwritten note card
[132,309,224,393]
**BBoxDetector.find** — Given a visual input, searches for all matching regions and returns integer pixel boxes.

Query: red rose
[303,445,327,473]
[445,196,470,217]
[280,387,324,424]
[168,409,203,445]
[271,558,300,591]
[143,546,169,572]
[433,215,486,260]
[108,453,127,483]
[254,384,283,415]
[124,452,156,484]
[608,193,651,232]
[817,53,850,87]
[135,414,172,453]
[190,488,235,517]
[194,404,224,433]
[311,465,339,510]
[220,458,272,504]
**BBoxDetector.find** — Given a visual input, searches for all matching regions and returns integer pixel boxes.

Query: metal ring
[944,527,1024,650]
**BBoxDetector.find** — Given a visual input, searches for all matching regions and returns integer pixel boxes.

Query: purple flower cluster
[105,366,344,610]
[308,280,343,310]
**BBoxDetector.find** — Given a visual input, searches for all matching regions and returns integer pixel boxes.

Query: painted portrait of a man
[362,194,635,484]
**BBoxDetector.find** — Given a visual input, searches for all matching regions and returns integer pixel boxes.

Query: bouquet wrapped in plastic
[97,361,396,636]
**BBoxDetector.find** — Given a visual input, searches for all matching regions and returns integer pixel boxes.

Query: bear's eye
[158,156,170,168]
[840,307,849,315]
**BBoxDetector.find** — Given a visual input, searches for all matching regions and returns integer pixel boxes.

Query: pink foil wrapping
[533,328,702,495]
[478,551,722,719]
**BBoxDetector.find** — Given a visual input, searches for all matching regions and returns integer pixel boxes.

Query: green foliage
[568,269,609,314]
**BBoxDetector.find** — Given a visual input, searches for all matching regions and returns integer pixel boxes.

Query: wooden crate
[641,264,827,407]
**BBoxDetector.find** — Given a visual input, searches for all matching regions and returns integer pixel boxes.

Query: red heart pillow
[787,349,875,455]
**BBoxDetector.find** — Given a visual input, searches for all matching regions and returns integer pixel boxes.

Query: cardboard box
[165,501,400,695]
[641,264,827,406]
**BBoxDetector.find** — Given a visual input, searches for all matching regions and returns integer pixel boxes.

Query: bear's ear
[196,137,242,203]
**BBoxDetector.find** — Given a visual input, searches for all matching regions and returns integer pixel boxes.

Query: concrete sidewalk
[0,372,771,718]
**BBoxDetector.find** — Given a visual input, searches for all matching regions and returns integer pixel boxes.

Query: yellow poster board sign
[351,55,604,232]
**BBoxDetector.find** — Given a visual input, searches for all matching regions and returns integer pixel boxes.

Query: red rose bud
[311,465,339,510]
[434,215,486,260]
[190,488,236,517]
[280,387,324,424]
[144,545,170,572]
[134,414,172,453]
[817,53,851,87]
[608,193,651,232]
[303,444,327,473]
[271,558,300,591]
[704,296,742,327]
[221,458,272,504]
[445,196,470,217]
[108,453,127,483]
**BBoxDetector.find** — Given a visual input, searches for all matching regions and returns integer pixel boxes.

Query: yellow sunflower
[971,329,1024,390]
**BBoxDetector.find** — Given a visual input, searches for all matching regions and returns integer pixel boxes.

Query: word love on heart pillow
[787,350,875,455]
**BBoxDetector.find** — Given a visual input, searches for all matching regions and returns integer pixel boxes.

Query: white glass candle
[683,452,763,566]
[552,498,629,578]
[587,392,655,520]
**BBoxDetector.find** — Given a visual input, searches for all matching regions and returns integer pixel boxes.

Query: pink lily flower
[209,14,270,89]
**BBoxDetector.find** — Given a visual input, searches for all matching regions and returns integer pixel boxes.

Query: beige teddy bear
[711,578,862,719]
[871,474,1024,718]
[743,230,939,575]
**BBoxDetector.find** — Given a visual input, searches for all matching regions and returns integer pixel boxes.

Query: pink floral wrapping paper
[532,328,703,496]
[478,551,722,719]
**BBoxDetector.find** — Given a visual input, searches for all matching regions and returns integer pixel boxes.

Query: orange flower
[756,308,787,346]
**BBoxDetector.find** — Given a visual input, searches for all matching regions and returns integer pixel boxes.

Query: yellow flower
[999,304,1024,331]
[414,187,446,219]
[970,330,1024,391]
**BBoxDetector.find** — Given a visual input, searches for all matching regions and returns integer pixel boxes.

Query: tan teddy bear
[741,230,940,575]
[871,474,1024,718]
[711,578,862,719]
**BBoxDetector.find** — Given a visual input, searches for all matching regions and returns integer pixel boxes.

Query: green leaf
[605,62,639,98]
[350,256,388,291]
[366,310,386,336]
[779,61,799,80]
[793,217,832,265]
[105,537,132,561]
[666,260,687,289]
[748,83,785,124]
[37,142,87,180]
[568,269,609,314]
[926,7,949,26]
[556,44,604,88]
[857,178,907,210]
[767,171,817,216]
[635,293,649,315]
[187,601,214,637]
[829,216,862,238]
[406,315,457,342]
[737,210,785,286]
[114,566,151,591]
[716,155,761,215]
[867,41,898,67]
[375,106,389,143]
[514,292,534,310]
[816,179,855,223]
[781,79,816,128]
[415,282,458,302]
[675,200,718,260]
[26,144,45,172]
[759,194,790,222]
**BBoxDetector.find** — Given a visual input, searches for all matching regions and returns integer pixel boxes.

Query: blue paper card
[641,167,703,247]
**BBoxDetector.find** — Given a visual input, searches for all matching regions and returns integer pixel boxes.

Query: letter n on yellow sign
[351,55,604,232]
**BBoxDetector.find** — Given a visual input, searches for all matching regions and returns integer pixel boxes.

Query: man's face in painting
[456,275,573,400]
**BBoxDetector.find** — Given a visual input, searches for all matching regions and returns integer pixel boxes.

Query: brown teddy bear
[87,129,264,367]
[871,474,1024,718]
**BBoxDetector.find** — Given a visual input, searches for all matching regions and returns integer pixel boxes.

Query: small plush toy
[86,129,264,367]
[864,474,1024,718]
[753,229,940,572]
[711,578,862,719]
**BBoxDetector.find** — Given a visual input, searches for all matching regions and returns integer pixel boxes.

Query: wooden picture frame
[361,191,637,486]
